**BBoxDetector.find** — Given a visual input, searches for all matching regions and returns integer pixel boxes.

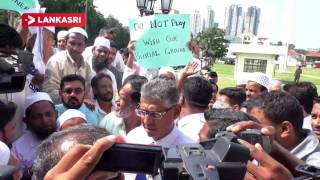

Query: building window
[243,58,267,73]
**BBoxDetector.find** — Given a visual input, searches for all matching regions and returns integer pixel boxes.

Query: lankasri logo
[21,13,86,27]
[27,15,35,25]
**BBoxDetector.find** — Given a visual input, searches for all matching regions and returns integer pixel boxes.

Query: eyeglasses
[62,88,84,95]
[311,113,320,120]
[135,106,174,119]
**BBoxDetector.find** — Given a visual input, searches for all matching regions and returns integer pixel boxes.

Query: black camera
[294,164,320,180]
[213,129,271,153]
[0,51,33,93]
[94,130,272,180]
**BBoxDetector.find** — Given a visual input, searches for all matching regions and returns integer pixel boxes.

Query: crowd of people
[0,23,320,180]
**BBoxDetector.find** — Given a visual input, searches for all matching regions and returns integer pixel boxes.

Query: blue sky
[94,0,320,49]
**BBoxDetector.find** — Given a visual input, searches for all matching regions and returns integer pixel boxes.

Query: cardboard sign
[129,14,192,68]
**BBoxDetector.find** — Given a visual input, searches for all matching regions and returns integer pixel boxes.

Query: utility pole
[85,0,88,30]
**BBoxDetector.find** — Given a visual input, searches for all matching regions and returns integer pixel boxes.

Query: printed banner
[0,0,38,14]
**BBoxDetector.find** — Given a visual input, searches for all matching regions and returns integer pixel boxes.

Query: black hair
[183,76,213,108]
[204,108,257,139]
[0,100,17,129]
[33,124,110,180]
[119,48,129,58]
[60,74,85,90]
[110,40,118,49]
[208,71,218,78]
[219,87,246,106]
[122,75,148,103]
[91,73,112,89]
[283,82,318,114]
[0,24,23,50]
[247,91,304,137]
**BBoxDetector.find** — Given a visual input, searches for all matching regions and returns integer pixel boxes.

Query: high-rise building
[191,10,202,37]
[244,6,260,35]
[205,5,215,28]
[224,5,260,38]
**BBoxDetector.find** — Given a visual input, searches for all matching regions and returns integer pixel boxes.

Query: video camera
[0,51,33,93]
[94,130,269,180]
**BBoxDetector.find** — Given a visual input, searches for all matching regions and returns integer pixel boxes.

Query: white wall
[234,53,275,80]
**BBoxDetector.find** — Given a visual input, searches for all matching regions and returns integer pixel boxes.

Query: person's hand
[226,121,275,138]
[127,40,135,54]
[239,139,293,180]
[44,135,120,180]
[181,62,199,77]
[84,99,95,111]
[226,121,275,153]
[31,73,45,86]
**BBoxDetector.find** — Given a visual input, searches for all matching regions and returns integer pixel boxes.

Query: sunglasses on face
[62,88,84,95]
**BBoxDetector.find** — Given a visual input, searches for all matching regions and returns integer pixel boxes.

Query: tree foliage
[196,27,229,60]
[103,15,130,49]
[289,43,295,50]
[39,0,129,47]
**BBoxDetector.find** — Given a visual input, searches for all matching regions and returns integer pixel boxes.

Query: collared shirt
[42,50,94,104]
[99,111,126,137]
[55,104,99,126]
[177,113,205,142]
[291,129,320,167]
[303,115,312,130]
[126,125,193,148]
[95,100,116,122]
[11,131,42,176]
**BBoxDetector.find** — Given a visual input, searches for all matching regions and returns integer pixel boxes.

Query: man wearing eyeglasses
[55,74,99,126]
[126,78,193,147]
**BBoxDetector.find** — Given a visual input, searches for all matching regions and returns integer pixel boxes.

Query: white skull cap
[57,30,68,39]
[247,72,269,89]
[25,92,53,116]
[68,27,88,39]
[93,37,110,49]
[57,109,87,128]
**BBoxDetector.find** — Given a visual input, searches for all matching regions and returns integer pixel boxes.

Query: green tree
[295,49,307,54]
[103,15,130,49]
[40,0,130,47]
[40,0,107,43]
[196,27,229,63]
[289,43,295,49]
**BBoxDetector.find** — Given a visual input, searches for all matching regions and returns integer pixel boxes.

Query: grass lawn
[211,63,320,94]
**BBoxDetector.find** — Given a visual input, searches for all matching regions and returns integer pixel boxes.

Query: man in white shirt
[12,92,57,178]
[91,73,116,121]
[126,78,193,148]
[177,76,213,141]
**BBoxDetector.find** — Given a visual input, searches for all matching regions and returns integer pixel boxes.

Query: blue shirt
[55,104,99,126]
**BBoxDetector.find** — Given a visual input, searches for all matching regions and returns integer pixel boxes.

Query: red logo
[21,13,86,27]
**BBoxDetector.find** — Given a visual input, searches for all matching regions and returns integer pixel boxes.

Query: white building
[204,5,215,28]
[229,43,287,80]
[224,5,260,39]
[191,10,202,37]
